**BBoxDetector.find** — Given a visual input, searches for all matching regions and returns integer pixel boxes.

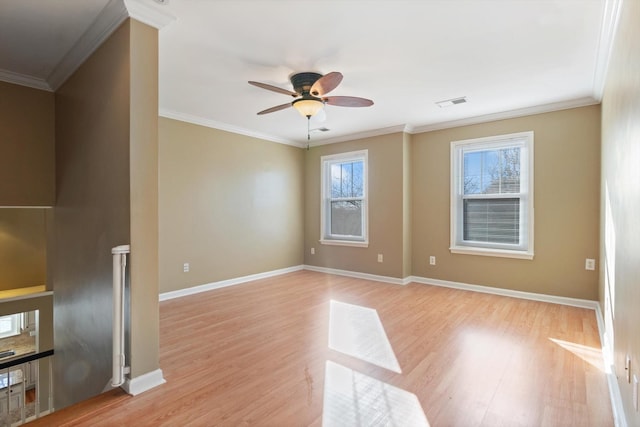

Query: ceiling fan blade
[324,96,374,107]
[257,103,292,115]
[310,72,343,96]
[249,81,298,97]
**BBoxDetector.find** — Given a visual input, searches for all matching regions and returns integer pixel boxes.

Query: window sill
[450,246,534,260]
[320,239,369,248]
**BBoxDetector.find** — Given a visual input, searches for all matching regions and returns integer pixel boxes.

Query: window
[321,150,368,247]
[450,131,534,259]
[0,314,21,339]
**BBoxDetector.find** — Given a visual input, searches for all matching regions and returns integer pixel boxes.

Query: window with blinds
[321,150,369,247]
[450,132,534,259]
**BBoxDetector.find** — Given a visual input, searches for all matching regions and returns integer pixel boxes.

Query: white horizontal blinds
[331,201,363,235]
[463,198,520,244]
[329,160,364,238]
[460,139,527,249]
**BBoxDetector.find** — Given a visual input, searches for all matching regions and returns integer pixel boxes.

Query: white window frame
[450,131,534,259]
[320,150,369,247]
[0,314,21,339]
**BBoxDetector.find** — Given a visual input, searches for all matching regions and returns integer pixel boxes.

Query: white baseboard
[409,275,599,309]
[300,268,602,310]
[303,265,410,285]
[123,368,166,396]
[159,265,304,301]
[159,264,408,302]
[166,263,600,310]
[594,305,627,427]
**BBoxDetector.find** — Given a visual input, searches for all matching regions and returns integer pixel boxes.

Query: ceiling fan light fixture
[292,98,324,117]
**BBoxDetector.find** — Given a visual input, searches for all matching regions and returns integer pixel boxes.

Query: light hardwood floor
[30,270,612,426]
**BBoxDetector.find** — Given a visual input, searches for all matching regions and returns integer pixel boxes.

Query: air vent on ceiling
[436,97,467,108]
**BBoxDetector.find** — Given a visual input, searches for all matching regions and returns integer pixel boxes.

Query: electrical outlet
[585,258,595,270]
[377,254,383,263]
[311,247,315,255]
[183,263,190,273]
[429,256,436,265]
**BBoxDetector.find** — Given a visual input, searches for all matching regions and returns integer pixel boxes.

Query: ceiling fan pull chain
[307,116,311,150]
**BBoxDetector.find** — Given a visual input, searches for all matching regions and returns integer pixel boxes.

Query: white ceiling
[0,0,616,147]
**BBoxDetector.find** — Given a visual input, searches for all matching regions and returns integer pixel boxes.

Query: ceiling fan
[248,71,374,119]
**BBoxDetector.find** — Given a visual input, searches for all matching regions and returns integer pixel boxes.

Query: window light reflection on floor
[328,300,401,373]
[322,361,429,427]
[548,338,605,372]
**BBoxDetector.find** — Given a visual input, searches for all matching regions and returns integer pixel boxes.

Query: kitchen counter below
[0,331,36,363]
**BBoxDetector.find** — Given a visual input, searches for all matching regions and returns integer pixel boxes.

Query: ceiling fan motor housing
[290,72,322,96]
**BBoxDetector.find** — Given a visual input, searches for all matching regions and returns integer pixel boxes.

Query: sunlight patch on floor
[329,300,401,373]
[322,361,429,427]
[549,338,605,372]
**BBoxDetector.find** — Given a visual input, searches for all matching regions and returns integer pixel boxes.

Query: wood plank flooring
[29,270,612,426]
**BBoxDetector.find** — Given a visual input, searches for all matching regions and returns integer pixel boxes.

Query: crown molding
[48,0,129,91]
[592,0,624,101]
[0,69,52,92]
[159,109,410,149]
[308,124,409,147]
[159,109,302,148]
[308,96,599,143]
[124,0,176,29]
[409,97,599,134]
[161,96,598,150]
[30,0,174,92]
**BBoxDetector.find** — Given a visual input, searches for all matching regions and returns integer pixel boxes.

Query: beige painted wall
[0,82,55,206]
[412,105,601,300]
[128,19,160,379]
[0,209,47,290]
[402,133,412,278]
[159,118,304,293]
[52,18,161,406]
[53,20,132,409]
[304,133,406,278]
[600,0,640,424]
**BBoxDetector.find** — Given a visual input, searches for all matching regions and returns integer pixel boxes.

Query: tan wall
[128,19,160,379]
[53,20,131,409]
[402,133,412,277]
[0,82,55,206]
[600,0,640,424]
[412,105,601,300]
[0,209,47,290]
[304,133,406,278]
[159,118,304,293]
